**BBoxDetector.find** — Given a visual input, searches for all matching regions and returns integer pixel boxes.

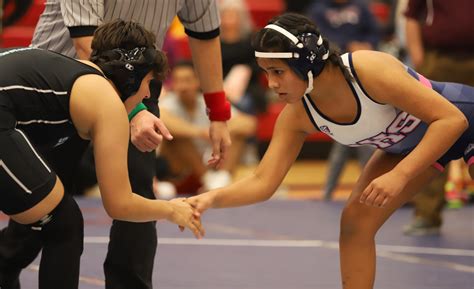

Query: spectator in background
[308,0,379,200]
[0,0,3,43]
[391,0,410,62]
[219,0,267,115]
[308,0,380,53]
[372,0,408,61]
[284,0,313,14]
[402,0,474,236]
[159,61,257,193]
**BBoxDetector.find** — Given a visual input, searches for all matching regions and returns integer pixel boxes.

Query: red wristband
[203,91,231,121]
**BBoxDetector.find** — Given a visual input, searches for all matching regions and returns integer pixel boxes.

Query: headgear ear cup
[148,79,163,117]
[287,32,327,80]
[149,79,162,99]
[254,24,329,93]
[91,47,157,100]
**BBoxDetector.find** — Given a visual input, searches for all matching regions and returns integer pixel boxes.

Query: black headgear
[91,47,157,100]
[255,24,329,94]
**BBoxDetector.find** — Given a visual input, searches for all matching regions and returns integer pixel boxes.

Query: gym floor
[2,161,473,288]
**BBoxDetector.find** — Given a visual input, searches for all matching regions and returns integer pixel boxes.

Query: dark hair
[252,13,352,81]
[90,19,169,100]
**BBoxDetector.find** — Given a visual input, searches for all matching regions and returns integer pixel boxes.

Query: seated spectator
[219,0,267,115]
[307,0,380,53]
[158,61,257,194]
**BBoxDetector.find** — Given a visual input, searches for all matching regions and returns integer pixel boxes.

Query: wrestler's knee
[340,201,378,241]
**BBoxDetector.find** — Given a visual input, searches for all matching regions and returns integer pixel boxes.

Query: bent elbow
[104,206,121,220]
[252,173,279,203]
[260,195,273,203]
[259,184,278,203]
[453,114,469,135]
[104,202,130,221]
[460,115,469,132]
[260,190,275,202]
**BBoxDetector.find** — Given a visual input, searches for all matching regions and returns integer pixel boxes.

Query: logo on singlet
[53,137,69,148]
[319,125,332,135]
[356,112,421,149]
[465,144,474,155]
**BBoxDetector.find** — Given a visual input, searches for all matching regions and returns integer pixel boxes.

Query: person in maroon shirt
[403,0,474,236]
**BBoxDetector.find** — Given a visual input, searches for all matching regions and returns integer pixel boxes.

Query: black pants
[0,135,158,289]
[104,144,157,289]
[0,194,84,289]
[0,220,42,289]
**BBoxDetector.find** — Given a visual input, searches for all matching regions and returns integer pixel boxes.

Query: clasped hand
[171,192,216,239]
[168,198,205,239]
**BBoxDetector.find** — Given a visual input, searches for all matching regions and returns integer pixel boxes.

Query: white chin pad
[305,71,314,94]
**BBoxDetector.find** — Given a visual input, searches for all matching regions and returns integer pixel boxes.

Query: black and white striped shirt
[30,0,221,57]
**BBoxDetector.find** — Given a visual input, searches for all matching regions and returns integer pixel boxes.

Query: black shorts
[0,128,56,215]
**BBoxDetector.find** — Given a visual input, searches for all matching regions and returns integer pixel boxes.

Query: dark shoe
[402,219,441,236]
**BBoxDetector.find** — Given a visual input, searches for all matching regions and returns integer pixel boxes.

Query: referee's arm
[60,0,102,60]
[186,28,224,96]
[68,26,97,60]
[185,27,232,165]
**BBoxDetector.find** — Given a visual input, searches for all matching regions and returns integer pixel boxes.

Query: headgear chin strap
[305,71,314,95]
[91,47,157,100]
[255,24,329,94]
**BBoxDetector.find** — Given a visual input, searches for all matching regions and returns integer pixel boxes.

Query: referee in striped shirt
[0,1,231,289]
